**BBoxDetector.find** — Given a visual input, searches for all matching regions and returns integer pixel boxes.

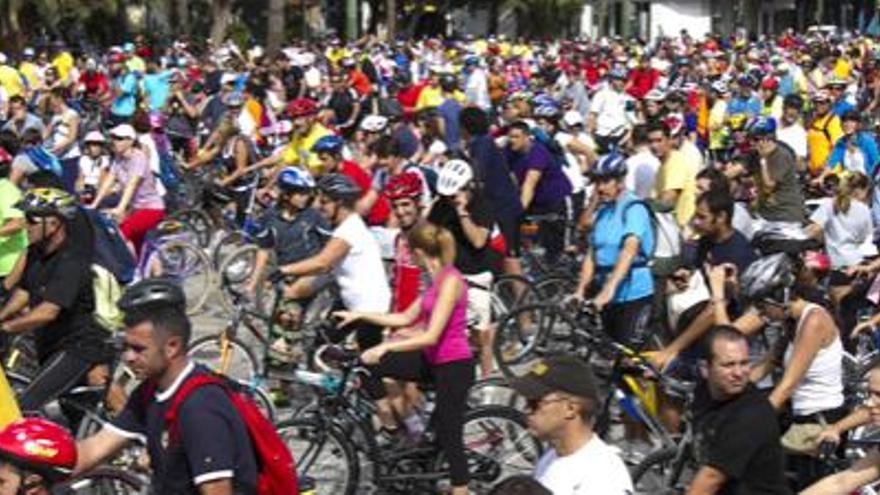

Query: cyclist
[334,221,473,495]
[75,278,259,494]
[0,150,26,299]
[383,172,426,313]
[688,326,790,494]
[247,166,329,364]
[0,188,106,413]
[0,417,76,495]
[275,174,391,349]
[571,153,654,346]
[510,355,633,494]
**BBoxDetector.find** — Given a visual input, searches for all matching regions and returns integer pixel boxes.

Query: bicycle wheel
[212,230,251,271]
[492,303,584,378]
[218,244,262,313]
[532,275,577,301]
[57,466,149,494]
[143,239,215,315]
[435,405,542,491]
[467,376,527,411]
[170,208,214,248]
[188,333,261,382]
[490,275,536,321]
[277,416,359,495]
[630,446,694,495]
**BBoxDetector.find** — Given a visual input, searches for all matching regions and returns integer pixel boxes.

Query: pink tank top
[420,266,472,365]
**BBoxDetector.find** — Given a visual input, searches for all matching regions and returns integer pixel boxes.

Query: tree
[386,0,396,40]
[176,0,191,37]
[210,0,234,46]
[266,0,285,55]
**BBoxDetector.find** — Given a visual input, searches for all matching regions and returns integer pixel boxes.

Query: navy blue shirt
[437,98,463,152]
[392,123,419,159]
[254,207,330,265]
[694,230,757,275]
[467,134,522,222]
[112,364,257,495]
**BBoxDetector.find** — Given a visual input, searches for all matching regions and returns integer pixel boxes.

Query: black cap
[841,109,861,122]
[510,355,599,402]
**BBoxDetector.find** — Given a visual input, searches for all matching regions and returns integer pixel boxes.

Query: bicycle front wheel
[492,303,583,378]
[277,416,359,495]
[630,446,694,495]
[143,239,215,315]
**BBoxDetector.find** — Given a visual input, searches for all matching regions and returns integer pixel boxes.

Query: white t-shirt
[534,436,633,495]
[332,214,392,312]
[589,88,634,138]
[137,133,166,197]
[625,149,660,199]
[78,155,109,188]
[555,132,586,194]
[777,123,808,160]
[48,108,81,160]
[810,197,874,268]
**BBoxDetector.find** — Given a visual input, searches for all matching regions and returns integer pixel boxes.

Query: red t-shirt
[393,234,423,312]
[339,160,390,226]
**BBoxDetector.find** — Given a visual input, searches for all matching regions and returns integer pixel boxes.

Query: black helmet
[317,173,362,202]
[118,277,187,312]
[16,188,78,221]
[740,253,795,305]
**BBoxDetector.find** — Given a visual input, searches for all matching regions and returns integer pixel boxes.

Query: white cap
[359,115,389,132]
[109,124,136,140]
[0,53,8,65]
[220,72,237,85]
[84,131,105,143]
[562,111,584,128]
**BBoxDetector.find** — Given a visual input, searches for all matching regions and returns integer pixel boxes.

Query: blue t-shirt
[591,193,655,303]
[111,73,139,117]
[437,98,462,152]
[468,135,522,221]
[142,71,174,111]
[726,96,761,118]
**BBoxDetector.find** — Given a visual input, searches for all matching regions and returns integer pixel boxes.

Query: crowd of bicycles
[6,25,880,495]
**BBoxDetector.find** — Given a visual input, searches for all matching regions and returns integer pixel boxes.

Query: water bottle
[293,368,340,392]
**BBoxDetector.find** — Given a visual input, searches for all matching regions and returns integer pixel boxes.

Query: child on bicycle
[246,166,329,366]
[0,418,76,495]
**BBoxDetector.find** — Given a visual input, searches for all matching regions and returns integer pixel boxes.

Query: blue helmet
[591,152,628,179]
[277,167,315,193]
[533,104,561,119]
[311,135,345,155]
[747,116,777,137]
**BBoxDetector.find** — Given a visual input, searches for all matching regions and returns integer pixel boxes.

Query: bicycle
[56,465,149,494]
[279,344,543,495]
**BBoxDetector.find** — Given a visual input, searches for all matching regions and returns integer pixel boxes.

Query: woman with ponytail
[334,220,473,495]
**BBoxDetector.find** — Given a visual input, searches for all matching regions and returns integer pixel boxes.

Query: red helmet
[384,172,423,201]
[108,53,127,65]
[803,251,831,272]
[286,98,318,118]
[0,418,77,480]
[0,146,11,163]
[761,77,779,91]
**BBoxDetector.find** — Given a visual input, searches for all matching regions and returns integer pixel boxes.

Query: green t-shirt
[0,179,27,277]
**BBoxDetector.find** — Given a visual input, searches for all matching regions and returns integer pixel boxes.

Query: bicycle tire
[490,274,536,321]
[630,446,692,495]
[212,230,251,271]
[433,405,542,490]
[187,333,261,382]
[218,244,262,313]
[142,239,215,315]
[277,416,359,495]
[492,303,586,378]
[58,465,149,494]
[169,208,215,249]
[467,376,526,410]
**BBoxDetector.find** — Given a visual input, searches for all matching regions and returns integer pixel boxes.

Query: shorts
[497,213,522,258]
[464,272,493,330]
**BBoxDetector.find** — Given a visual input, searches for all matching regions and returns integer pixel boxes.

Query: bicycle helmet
[359,115,389,133]
[747,116,777,137]
[783,94,803,110]
[311,135,345,155]
[761,77,779,91]
[0,418,76,482]
[436,159,474,196]
[117,277,187,312]
[286,98,318,118]
[277,167,315,193]
[740,253,795,305]
[590,152,628,179]
[710,80,729,95]
[317,173,362,202]
[16,188,78,221]
[384,171,424,201]
[533,104,561,119]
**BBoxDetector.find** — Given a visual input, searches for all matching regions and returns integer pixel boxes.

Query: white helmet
[437,159,474,196]
[359,115,389,133]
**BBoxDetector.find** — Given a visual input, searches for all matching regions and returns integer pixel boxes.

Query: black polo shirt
[111,363,257,495]
[21,234,103,363]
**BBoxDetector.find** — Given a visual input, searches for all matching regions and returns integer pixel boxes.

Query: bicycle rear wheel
[143,239,215,315]
[630,446,694,495]
[492,303,585,378]
[276,416,359,495]
[56,466,148,494]
[170,208,214,248]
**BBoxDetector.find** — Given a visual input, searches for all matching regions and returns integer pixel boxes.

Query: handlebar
[313,344,361,373]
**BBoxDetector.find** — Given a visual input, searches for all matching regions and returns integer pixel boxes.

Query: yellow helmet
[16,188,77,220]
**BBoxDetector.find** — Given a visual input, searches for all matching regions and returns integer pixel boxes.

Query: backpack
[91,264,124,332]
[148,372,300,495]
[82,208,136,284]
[156,150,182,192]
[622,199,683,278]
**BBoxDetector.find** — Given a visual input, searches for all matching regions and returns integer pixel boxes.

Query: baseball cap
[509,355,599,402]
[109,124,136,140]
[562,110,584,128]
[812,90,831,102]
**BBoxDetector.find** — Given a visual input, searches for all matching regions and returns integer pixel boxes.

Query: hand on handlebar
[360,344,388,365]
[813,428,841,450]
[332,310,359,328]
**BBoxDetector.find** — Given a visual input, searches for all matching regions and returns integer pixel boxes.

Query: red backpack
[148,373,300,495]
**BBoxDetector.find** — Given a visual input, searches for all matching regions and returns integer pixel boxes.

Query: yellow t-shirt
[126,56,146,74]
[807,113,843,174]
[416,85,443,110]
[51,52,74,82]
[0,66,24,98]
[18,62,40,90]
[708,100,728,150]
[654,150,698,227]
[281,123,333,172]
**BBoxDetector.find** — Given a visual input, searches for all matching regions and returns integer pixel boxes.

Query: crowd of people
[3,25,880,494]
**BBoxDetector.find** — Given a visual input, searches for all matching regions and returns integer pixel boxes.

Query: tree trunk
[210,0,233,47]
[176,0,191,36]
[488,0,499,35]
[266,0,285,56]
[385,0,396,40]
